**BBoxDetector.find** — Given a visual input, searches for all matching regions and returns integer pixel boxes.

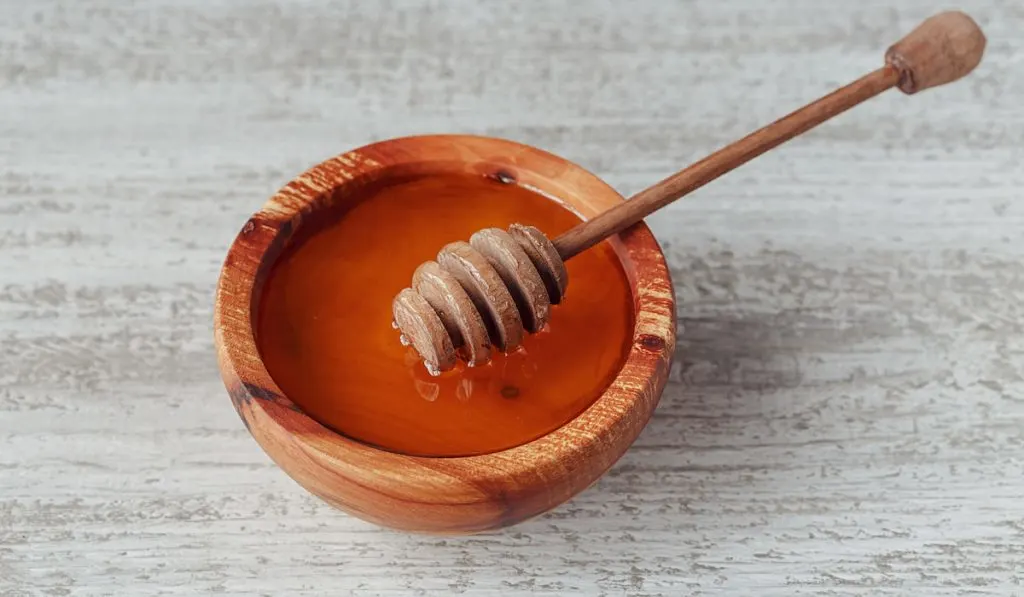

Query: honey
[256,173,634,457]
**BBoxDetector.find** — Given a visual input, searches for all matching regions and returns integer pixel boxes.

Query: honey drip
[257,173,633,457]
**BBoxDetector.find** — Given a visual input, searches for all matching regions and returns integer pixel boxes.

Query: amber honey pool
[256,172,634,457]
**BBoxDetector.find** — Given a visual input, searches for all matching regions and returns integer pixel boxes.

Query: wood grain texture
[1,0,1022,594]
[214,135,674,533]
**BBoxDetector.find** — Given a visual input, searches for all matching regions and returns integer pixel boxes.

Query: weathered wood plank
[2,0,1022,594]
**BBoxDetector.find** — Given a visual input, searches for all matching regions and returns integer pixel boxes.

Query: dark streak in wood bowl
[213,135,676,534]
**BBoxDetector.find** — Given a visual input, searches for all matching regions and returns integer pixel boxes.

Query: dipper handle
[552,10,986,260]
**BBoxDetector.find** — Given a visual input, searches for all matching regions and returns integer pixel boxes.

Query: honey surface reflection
[257,173,634,457]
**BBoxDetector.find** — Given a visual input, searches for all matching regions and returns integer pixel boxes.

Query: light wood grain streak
[1,0,1022,595]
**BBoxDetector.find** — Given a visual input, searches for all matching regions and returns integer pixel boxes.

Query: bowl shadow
[509,244,904,536]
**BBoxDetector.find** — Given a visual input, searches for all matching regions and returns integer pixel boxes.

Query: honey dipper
[393,10,986,375]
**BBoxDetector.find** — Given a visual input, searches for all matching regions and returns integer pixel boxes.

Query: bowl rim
[213,134,675,530]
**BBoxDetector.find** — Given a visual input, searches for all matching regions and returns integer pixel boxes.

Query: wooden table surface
[2,1,1022,595]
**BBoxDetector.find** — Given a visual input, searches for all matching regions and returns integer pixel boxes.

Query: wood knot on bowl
[638,334,666,352]
[392,223,568,374]
[491,169,517,184]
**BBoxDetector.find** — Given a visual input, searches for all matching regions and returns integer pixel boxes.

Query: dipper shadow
[367,246,927,586]
[511,244,910,536]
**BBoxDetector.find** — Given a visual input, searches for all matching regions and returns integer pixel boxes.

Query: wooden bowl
[214,135,675,534]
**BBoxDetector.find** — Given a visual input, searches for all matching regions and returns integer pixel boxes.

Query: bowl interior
[251,169,639,457]
[213,135,675,533]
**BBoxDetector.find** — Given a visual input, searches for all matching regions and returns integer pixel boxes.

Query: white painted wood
[2,0,1022,595]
